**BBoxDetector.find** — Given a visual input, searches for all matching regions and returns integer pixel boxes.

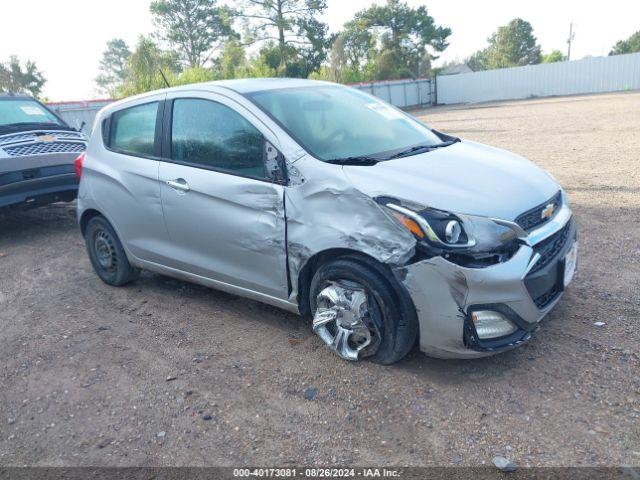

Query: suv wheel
[85,215,139,286]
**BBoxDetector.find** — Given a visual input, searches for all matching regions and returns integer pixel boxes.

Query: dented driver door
[158,93,288,300]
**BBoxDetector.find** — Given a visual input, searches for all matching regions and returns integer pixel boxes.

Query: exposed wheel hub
[312,281,379,361]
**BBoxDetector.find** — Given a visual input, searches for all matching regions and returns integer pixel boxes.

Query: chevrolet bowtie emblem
[37,134,56,143]
[541,203,555,220]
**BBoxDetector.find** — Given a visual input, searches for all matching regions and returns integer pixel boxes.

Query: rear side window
[109,102,158,156]
[171,98,265,178]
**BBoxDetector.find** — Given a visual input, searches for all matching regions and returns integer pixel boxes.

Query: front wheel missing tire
[312,280,382,361]
[309,257,418,365]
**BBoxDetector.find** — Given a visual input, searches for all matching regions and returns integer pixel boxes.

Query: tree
[467,49,488,72]
[214,39,250,79]
[173,66,216,86]
[469,18,541,71]
[541,50,567,63]
[339,21,375,70]
[150,0,235,68]
[609,31,640,55]
[352,0,451,79]
[95,38,131,96]
[0,56,46,97]
[119,36,182,97]
[318,34,362,83]
[236,0,329,76]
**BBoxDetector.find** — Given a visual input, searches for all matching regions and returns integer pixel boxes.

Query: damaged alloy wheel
[309,257,418,364]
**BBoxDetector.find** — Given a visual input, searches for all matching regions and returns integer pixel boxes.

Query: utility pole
[567,22,575,60]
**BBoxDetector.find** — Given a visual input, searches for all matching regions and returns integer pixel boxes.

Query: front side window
[109,102,158,156]
[171,98,265,178]
[249,85,444,162]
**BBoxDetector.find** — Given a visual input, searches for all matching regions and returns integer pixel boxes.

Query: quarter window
[109,102,158,156]
[171,98,265,178]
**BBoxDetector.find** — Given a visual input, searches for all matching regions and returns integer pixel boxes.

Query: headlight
[379,199,525,254]
[384,203,476,249]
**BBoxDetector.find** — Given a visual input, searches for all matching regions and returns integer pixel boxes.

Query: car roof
[203,77,337,94]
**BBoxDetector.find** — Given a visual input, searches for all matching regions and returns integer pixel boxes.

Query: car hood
[343,140,559,221]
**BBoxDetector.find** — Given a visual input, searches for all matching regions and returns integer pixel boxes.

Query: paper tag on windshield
[366,102,405,120]
[20,105,45,116]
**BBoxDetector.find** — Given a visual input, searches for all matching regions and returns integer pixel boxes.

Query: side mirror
[264,140,288,185]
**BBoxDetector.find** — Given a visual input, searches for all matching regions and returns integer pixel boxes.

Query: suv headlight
[378,199,526,254]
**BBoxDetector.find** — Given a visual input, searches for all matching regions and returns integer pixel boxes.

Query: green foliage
[118,36,181,97]
[350,0,451,79]
[541,50,567,63]
[214,40,250,79]
[150,0,236,67]
[0,56,46,97]
[469,18,541,71]
[95,39,131,97]
[609,31,640,55]
[340,21,375,70]
[173,66,217,86]
[95,0,454,95]
[236,0,330,76]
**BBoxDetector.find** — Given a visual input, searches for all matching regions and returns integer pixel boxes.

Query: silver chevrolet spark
[77,79,577,364]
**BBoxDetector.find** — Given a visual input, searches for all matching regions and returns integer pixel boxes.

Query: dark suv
[0,93,87,210]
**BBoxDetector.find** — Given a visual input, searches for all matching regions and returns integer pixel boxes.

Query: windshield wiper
[388,138,461,159]
[325,156,380,166]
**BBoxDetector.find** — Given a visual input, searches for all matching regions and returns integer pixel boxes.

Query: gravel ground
[0,91,638,468]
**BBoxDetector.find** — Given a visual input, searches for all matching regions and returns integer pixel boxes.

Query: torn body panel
[395,244,559,359]
[284,155,417,305]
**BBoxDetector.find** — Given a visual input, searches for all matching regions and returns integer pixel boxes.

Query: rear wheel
[85,215,139,286]
[309,257,417,365]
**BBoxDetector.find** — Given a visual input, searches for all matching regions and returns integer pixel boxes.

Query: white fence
[436,52,640,105]
[48,100,113,133]
[351,78,433,108]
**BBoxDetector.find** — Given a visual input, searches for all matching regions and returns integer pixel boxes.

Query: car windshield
[0,98,65,128]
[249,85,444,162]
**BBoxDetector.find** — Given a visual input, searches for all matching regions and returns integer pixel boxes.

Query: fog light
[471,311,517,339]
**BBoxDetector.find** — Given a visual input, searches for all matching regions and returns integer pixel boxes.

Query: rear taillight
[74,152,85,179]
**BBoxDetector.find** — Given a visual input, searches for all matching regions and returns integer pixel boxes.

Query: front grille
[528,220,572,275]
[515,191,562,231]
[3,141,85,157]
[0,133,38,146]
[524,218,575,310]
[533,284,561,309]
[0,131,84,147]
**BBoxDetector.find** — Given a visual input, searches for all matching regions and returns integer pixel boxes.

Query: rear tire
[85,215,139,286]
[310,257,417,365]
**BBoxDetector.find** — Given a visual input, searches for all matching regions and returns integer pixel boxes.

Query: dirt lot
[1,92,639,468]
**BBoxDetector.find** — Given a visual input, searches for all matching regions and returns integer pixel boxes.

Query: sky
[1,0,638,101]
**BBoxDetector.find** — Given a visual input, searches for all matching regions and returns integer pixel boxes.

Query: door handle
[166,179,190,192]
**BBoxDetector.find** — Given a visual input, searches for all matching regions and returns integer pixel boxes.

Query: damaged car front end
[387,193,577,358]
[250,81,578,361]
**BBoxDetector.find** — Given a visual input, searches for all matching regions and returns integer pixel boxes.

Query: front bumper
[0,166,78,209]
[395,207,577,359]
